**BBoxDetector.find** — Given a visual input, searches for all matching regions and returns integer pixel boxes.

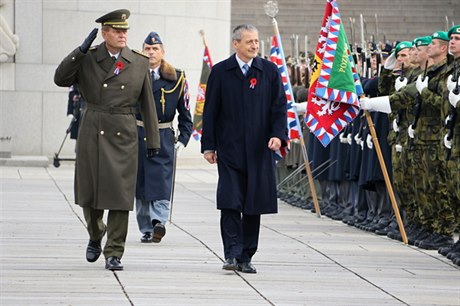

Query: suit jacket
[201,54,287,214]
[54,43,160,211]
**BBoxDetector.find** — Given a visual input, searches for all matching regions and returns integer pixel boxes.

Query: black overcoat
[201,54,287,215]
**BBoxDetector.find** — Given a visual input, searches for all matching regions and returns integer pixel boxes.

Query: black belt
[86,104,136,114]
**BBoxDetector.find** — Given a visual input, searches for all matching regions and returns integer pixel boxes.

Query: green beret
[448,25,460,37]
[95,9,130,30]
[395,41,413,56]
[431,31,449,41]
[414,36,432,47]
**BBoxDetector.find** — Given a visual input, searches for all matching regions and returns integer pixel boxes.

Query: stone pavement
[1,159,459,305]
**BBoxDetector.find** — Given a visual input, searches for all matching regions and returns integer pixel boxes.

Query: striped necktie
[242,64,249,76]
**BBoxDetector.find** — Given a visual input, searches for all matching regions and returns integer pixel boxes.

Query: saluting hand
[80,28,98,54]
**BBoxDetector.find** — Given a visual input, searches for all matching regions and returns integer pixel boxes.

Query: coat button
[144,137,147,141]
[117,132,121,136]
[100,131,104,135]
[103,84,108,88]
[71,56,75,61]
[121,85,125,89]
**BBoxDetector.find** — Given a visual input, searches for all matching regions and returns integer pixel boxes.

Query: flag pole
[364,110,408,244]
[265,1,321,217]
[199,29,208,48]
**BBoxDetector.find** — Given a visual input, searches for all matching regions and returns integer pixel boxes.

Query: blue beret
[144,32,163,45]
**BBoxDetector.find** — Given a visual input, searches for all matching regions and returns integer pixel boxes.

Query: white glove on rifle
[408,125,415,139]
[384,52,397,70]
[360,96,392,113]
[291,102,307,115]
[395,144,402,152]
[339,132,347,143]
[447,75,457,92]
[366,134,373,150]
[444,134,452,149]
[416,74,429,94]
[395,76,408,92]
[174,142,185,156]
[354,133,361,145]
[392,119,399,133]
[346,133,352,145]
[449,89,460,108]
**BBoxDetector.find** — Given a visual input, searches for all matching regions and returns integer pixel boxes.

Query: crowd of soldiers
[276,24,460,267]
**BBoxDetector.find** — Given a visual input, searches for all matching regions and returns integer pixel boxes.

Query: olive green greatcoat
[54,43,160,211]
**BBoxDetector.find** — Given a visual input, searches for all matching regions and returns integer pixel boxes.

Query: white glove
[366,134,373,149]
[392,118,399,133]
[359,96,392,113]
[67,114,74,119]
[395,144,402,152]
[416,75,429,94]
[354,133,361,145]
[444,134,452,149]
[292,102,307,115]
[447,75,457,92]
[339,133,347,143]
[395,77,408,92]
[359,97,372,110]
[384,52,397,70]
[346,133,352,145]
[360,138,364,150]
[449,89,460,108]
[408,125,415,139]
[174,142,185,155]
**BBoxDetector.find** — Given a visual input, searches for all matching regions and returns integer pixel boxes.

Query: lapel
[96,44,132,81]
[226,54,245,81]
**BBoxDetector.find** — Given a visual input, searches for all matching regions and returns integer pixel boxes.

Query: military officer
[135,32,192,243]
[54,9,161,271]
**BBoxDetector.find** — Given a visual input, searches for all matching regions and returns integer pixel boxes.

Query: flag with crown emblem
[191,45,213,140]
[305,0,362,147]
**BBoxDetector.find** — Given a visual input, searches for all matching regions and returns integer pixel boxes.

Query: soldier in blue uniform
[135,32,193,243]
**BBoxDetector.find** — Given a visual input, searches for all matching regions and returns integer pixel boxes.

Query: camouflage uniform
[438,56,460,230]
[416,58,454,236]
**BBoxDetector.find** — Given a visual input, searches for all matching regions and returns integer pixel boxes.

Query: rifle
[445,62,459,161]
[408,61,429,150]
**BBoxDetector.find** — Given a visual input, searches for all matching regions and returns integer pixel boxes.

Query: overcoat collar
[225,54,263,80]
[95,43,133,80]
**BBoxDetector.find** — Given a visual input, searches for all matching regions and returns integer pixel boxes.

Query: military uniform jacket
[136,60,193,201]
[54,43,160,211]
[201,54,288,215]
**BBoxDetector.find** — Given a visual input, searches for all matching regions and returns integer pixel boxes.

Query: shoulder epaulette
[132,49,149,58]
[89,46,97,51]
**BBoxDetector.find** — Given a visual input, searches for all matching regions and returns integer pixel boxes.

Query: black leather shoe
[237,261,257,273]
[222,258,238,270]
[105,256,123,271]
[140,232,153,243]
[152,223,166,243]
[86,240,102,262]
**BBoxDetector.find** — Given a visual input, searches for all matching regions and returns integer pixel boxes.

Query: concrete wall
[0,0,231,160]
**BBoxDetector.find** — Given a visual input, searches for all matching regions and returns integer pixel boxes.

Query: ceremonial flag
[305,0,363,147]
[269,35,302,160]
[191,45,213,141]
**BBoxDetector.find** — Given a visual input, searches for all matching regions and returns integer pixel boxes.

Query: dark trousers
[220,209,260,263]
[83,207,129,259]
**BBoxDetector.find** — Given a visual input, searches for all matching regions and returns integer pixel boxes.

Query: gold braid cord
[160,71,185,114]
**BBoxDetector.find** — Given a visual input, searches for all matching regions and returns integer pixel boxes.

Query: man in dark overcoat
[201,24,288,274]
[135,32,192,243]
[54,9,160,271]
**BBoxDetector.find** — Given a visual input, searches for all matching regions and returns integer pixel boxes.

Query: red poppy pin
[114,61,124,75]
[249,78,257,89]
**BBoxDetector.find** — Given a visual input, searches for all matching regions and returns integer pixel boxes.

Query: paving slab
[1,162,459,305]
